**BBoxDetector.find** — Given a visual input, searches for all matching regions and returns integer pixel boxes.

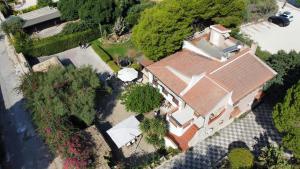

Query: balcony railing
[208,109,225,125]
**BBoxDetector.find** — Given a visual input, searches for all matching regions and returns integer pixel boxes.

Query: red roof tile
[167,124,199,151]
[182,77,228,116]
[146,34,276,116]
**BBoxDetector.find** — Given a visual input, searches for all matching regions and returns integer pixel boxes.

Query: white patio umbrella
[117,68,138,82]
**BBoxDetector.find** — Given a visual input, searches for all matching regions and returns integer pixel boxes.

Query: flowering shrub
[63,134,94,169]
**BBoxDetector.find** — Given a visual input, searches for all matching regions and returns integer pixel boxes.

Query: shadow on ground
[0,90,53,169]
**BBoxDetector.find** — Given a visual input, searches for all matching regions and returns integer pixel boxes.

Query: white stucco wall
[237,87,261,113]
[168,117,192,137]
[164,137,178,149]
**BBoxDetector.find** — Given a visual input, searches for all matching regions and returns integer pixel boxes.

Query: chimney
[209,25,231,47]
[250,43,258,55]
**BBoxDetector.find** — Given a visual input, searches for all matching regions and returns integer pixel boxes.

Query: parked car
[279,11,293,22]
[268,16,290,27]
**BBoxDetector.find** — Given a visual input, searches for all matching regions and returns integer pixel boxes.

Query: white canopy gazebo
[106,116,141,148]
[117,68,138,82]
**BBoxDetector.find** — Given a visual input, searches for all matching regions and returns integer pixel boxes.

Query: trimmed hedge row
[24,30,100,57]
[91,42,111,62]
[108,61,120,72]
[91,40,120,72]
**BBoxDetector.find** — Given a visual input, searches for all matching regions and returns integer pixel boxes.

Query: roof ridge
[209,48,251,75]
[205,75,230,93]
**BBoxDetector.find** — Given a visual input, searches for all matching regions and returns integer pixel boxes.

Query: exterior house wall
[164,137,178,149]
[190,87,262,144]
[236,87,262,113]
[167,115,193,136]
[148,71,185,109]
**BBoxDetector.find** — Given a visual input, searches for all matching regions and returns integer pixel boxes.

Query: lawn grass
[91,39,142,72]
[94,39,140,59]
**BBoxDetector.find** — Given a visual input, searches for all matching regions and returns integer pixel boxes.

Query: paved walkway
[158,103,282,169]
[0,32,52,168]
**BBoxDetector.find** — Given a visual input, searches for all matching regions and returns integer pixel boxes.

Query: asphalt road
[0,31,52,168]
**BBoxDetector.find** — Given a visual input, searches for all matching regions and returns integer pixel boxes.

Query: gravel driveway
[240,1,300,54]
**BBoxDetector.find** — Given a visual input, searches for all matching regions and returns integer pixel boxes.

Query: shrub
[130,63,141,71]
[258,145,292,169]
[91,41,112,62]
[17,5,38,14]
[228,148,254,169]
[120,84,162,114]
[140,118,167,148]
[107,61,120,72]
[0,1,9,15]
[63,133,95,169]
[23,29,100,57]
[255,46,272,61]
[0,16,24,35]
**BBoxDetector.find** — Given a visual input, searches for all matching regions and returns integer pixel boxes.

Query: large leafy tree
[273,80,300,159]
[79,0,118,25]
[265,51,300,90]
[19,66,100,165]
[139,118,167,148]
[132,0,193,61]
[120,84,162,114]
[20,66,100,126]
[132,0,246,61]
[125,1,155,28]
[58,0,85,21]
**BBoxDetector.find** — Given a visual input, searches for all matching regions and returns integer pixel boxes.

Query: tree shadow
[252,132,270,157]
[95,75,124,122]
[0,94,53,169]
[228,140,250,151]
[171,145,226,169]
[252,103,282,148]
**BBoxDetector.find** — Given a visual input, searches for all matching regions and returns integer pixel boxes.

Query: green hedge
[107,61,120,72]
[91,42,111,62]
[24,29,100,57]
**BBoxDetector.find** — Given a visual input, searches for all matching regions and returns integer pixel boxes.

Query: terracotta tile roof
[182,77,228,116]
[211,24,231,33]
[209,53,276,103]
[139,58,154,67]
[167,124,199,151]
[146,36,276,116]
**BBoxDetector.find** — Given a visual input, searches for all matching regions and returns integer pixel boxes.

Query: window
[173,97,179,105]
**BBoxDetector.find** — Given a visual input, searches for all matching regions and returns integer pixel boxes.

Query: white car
[279,11,294,22]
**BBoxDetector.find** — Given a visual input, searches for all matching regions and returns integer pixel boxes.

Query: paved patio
[157,103,282,169]
[38,46,113,74]
[240,1,300,54]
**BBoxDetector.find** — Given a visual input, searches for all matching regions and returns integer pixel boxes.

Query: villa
[142,25,277,151]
